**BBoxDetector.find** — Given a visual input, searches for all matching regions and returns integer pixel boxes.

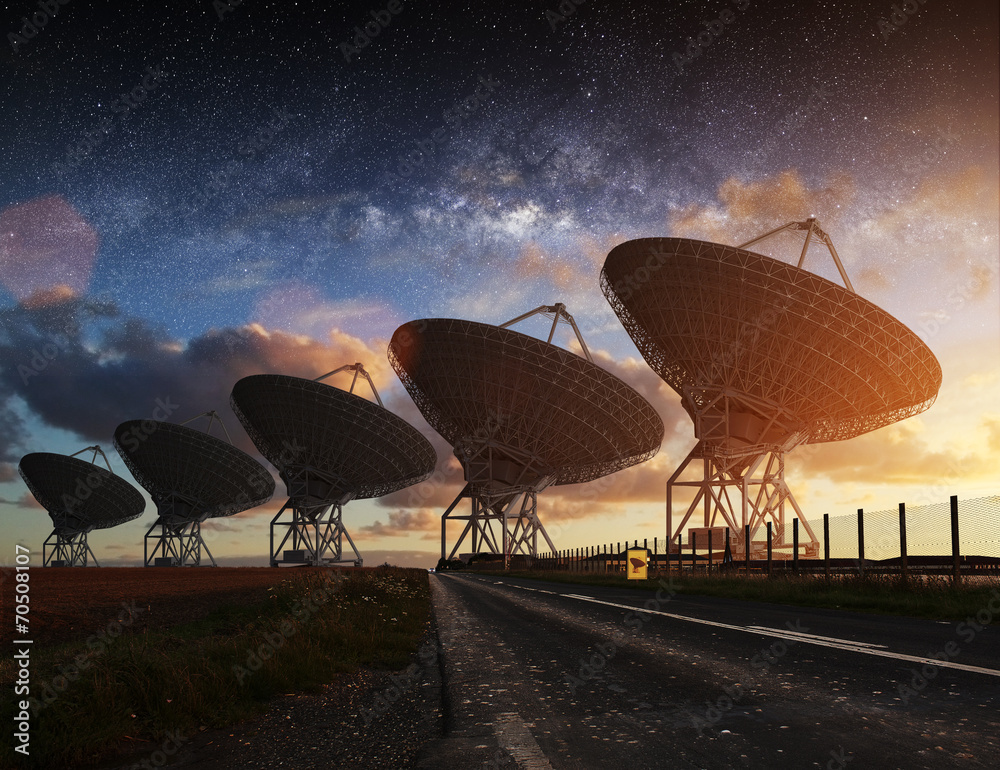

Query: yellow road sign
[626,549,648,580]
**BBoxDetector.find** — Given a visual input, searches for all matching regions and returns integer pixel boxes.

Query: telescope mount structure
[389,304,664,567]
[231,363,436,567]
[601,219,942,559]
[18,445,145,567]
[114,411,275,567]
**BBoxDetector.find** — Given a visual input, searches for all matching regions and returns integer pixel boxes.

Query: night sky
[2,0,998,567]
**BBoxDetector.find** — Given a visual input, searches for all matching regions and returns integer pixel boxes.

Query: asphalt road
[415,572,1000,769]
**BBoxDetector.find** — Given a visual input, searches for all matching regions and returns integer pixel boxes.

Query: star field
[1,0,997,565]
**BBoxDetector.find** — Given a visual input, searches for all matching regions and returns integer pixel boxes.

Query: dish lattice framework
[230,369,437,502]
[601,227,941,448]
[388,312,663,490]
[18,446,145,567]
[389,304,664,565]
[113,411,275,567]
[600,219,942,559]
[230,363,436,567]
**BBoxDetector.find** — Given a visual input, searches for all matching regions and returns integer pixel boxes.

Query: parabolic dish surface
[601,237,942,443]
[113,420,274,519]
[388,318,663,485]
[230,374,436,500]
[18,452,145,529]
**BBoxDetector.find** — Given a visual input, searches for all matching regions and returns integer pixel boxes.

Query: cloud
[791,419,994,486]
[16,492,42,510]
[0,493,43,509]
[252,282,401,341]
[844,165,999,292]
[513,242,583,291]
[359,508,439,541]
[0,291,393,465]
[668,169,857,246]
[0,196,99,301]
[983,414,1000,454]
[666,166,999,301]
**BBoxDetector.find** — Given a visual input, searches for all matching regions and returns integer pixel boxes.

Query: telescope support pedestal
[270,501,362,567]
[144,518,216,567]
[667,444,819,560]
[43,531,98,567]
[441,485,557,568]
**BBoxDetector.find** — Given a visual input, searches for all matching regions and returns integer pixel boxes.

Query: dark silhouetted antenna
[231,363,436,567]
[113,414,275,567]
[389,303,664,568]
[18,447,146,567]
[601,222,941,560]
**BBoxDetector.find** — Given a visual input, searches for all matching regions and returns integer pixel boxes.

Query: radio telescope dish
[389,303,664,566]
[230,363,436,567]
[113,411,275,567]
[18,446,145,567]
[601,218,942,558]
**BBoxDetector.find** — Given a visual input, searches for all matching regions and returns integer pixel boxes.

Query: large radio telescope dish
[389,303,664,565]
[18,446,145,566]
[601,218,942,558]
[231,371,436,503]
[230,363,436,567]
[113,411,275,566]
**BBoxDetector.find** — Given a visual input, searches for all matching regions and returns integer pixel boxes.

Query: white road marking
[494,712,553,769]
[489,579,1000,679]
[747,625,888,649]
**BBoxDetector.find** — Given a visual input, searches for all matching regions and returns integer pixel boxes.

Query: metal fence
[504,495,1000,578]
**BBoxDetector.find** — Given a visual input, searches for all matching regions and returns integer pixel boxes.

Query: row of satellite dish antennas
[18,363,431,567]
[17,220,942,567]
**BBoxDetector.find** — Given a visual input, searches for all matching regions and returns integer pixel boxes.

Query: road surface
[416,572,1000,769]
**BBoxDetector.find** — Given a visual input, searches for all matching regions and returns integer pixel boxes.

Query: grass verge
[2,566,430,769]
[477,569,1000,622]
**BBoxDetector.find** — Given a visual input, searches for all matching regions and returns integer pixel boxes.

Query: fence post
[691,531,697,572]
[766,522,773,575]
[708,530,713,573]
[724,527,731,571]
[793,518,799,575]
[898,503,907,582]
[857,509,865,578]
[823,514,830,580]
[744,524,751,574]
[951,495,961,586]
[667,499,672,576]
